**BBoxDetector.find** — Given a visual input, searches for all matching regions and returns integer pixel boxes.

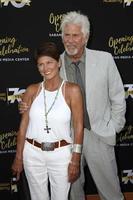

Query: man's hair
[61,11,90,43]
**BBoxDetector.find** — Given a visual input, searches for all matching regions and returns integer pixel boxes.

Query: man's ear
[85,33,89,45]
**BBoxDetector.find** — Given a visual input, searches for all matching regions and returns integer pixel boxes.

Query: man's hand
[18,101,29,114]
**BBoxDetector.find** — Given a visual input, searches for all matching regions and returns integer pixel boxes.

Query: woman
[12,42,84,200]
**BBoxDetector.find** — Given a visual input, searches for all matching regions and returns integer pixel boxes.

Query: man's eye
[64,34,69,37]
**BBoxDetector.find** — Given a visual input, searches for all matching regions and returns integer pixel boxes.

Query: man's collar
[64,51,85,66]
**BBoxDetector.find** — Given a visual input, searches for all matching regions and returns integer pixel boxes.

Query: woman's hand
[12,157,23,181]
[68,160,80,183]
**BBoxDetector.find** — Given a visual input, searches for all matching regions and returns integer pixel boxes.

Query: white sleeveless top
[26,80,73,143]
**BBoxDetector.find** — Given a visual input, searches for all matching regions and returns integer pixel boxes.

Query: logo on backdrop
[116,125,133,146]
[103,0,133,7]
[7,88,25,104]
[0,130,17,154]
[124,0,133,6]
[122,169,133,184]
[108,35,133,59]
[0,183,10,192]
[0,36,30,62]
[0,0,31,8]
[0,92,7,102]
[124,84,133,99]
[116,85,133,146]
[0,88,25,104]
[49,12,63,37]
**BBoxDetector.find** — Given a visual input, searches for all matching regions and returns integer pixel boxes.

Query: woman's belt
[26,138,70,151]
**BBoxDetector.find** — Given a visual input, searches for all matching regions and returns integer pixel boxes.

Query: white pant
[70,131,124,200]
[23,141,72,200]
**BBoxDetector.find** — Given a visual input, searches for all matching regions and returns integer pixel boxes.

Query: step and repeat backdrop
[0,0,133,199]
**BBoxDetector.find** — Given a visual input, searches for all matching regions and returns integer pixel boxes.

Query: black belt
[26,138,70,151]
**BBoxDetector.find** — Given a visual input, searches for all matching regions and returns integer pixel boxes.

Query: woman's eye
[47,61,53,64]
[37,64,43,68]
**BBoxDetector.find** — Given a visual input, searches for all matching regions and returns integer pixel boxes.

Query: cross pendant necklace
[43,81,61,134]
[44,123,51,133]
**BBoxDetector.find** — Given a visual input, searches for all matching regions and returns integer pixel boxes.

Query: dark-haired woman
[12,42,84,200]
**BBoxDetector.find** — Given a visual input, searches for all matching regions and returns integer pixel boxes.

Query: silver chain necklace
[43,81,61,134]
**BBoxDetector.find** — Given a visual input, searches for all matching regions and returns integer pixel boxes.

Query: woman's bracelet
[73,144,83,154]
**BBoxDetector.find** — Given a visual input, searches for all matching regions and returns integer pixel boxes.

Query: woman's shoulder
[23,82,42,101]
[65,81,80,89]
[26,82,41,93]
[64,81,81,94]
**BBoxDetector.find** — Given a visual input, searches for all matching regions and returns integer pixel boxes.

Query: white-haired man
[60,11,126,200]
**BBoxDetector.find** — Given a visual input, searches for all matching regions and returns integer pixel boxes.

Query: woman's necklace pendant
[44,125,51,134]
[43,80,62,134]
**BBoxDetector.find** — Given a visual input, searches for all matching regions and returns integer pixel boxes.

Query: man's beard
[65,46,78,56]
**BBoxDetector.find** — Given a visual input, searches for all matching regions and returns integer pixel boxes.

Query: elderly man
[60,11,126,200]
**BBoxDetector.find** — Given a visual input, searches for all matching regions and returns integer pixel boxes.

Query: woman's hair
[34,42,60,63]
[61,11,90,42]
